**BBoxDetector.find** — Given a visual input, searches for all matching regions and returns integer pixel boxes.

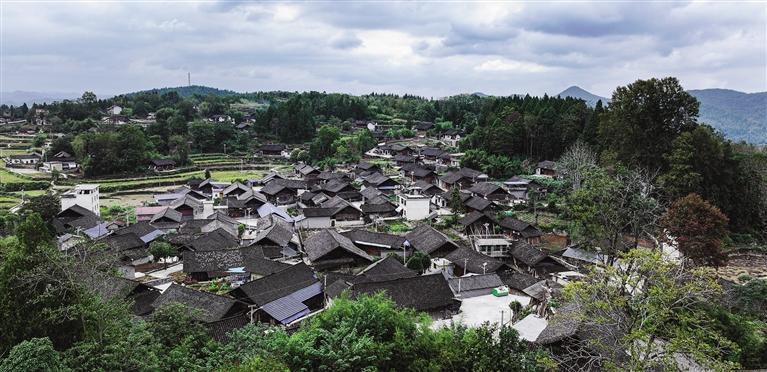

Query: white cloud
[475,59,549,73]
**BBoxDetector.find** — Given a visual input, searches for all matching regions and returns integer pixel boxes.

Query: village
[29,119,582,343]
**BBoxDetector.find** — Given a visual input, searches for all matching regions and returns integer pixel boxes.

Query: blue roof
[84,222,111,239]
[140,229,166,243]
[260,281,322,324]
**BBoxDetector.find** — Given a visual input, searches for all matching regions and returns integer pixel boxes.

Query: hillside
[0,91,81,105]
[688,89,767,144]
[556,86,609,107]
[125,85,238,98]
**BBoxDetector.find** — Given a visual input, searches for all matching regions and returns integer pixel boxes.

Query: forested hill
[126,85,238,98]
[558,86,767,144]
[688,89,767,144]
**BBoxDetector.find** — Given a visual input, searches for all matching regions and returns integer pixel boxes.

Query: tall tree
[662,193,729,267]
[599,77,699,171]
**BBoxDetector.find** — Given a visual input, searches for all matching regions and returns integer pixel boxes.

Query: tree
[448,186,464,214]
[599,77,698,171]
[309,125,341,160]
[0,338,66,372]
[662,193,729,267]
[168,135,189,166]
[558,140,598,191]
[561,248,738,371]
[149,241,176,269]
[405,251,431,274]
[21,194,61,222]
[566,168,663,265]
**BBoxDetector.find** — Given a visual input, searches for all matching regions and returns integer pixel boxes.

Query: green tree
[0,338,67,372]
[448,186,464,214]
[405,251,431,274]
[562,248,739,371]
[309,124,341,160]
[21,194,61,222]
[599,77,699,171]
[149,240,176,269]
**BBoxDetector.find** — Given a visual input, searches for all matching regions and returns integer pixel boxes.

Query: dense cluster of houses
[50,134,611,347]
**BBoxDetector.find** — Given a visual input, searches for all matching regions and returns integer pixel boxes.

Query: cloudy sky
[1,1,765,98]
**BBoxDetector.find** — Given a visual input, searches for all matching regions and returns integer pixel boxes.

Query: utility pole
[188,72,191,87]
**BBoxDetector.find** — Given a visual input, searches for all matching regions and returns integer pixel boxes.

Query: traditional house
[243,217,298,254]
[535,160,557,177]
[82,272,159,315]
[351,255,417,283]
[149,207,184,230]
[169,195,204,220]
[464,196,494,213]
[149,159,176,171]
[444,246,509,276]
[419,147,446,162]
[457,211,500,234]
[98,232,152,266]
[182,248,290,281]
[468,182,509,201]
[437,167,488,190]
[354,161,381,175]
[448,273,504,298]
[295,163,320,182]
[187,228,240,251]
[229,263,324,325]
[400,163,437,184]
[259,143,288,157]
[360,197,399,221]
[226,190,268,218]
[363,173,400,194]
[441,129,463,147]
[42,151,78,172]
[260,179,307,205]
[113,221,165,244]
[510,240,567,277]
[405,224,459,258]
[152,284,249,323]
[314,179,356,197]
[413,180,444,197]
[413,121,435,133]
[504,176,546,201]
[303,229,374,272]
[393,154,417,165]
[222,182,252,199]
[499,217,543,244]
[5,153,40,166]
[345,274,460,318]
[341,229,408,258]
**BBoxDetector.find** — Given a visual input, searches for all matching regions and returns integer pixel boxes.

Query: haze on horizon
[1,1,765,98]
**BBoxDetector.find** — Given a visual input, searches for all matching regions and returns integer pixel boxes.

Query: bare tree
[553,248,736,371]
[558,140,598,191]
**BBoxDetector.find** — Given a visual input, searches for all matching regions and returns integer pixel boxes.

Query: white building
[397,186,432,221]
[61,184,100,216]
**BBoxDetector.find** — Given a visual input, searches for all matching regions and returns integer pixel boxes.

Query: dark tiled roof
[304,229,374,262]
[360,187,383,200]
[510,240,548,266]
[499,217,542,238]
[448,273,504,293]
[99,232,145,251]
[464,196,492,211]
[341,229,406,249]
[189,228,239,251]
[468,182,504,196]
[114,221,159,238]
[405,224,458,255]
[360,201,397,214]
[537,160,556,170]
[152,284,246,323]
[457,211,496,227]
[535,302,581,344]
[183,248,290,276]
[229,263,318,306]
[350,274,457,312]
[444,246,507,274]
[260,143,286,152]
[353,255,416,283]
[151,159,176,167]
[302,207,339,217]
[498,271,540,291]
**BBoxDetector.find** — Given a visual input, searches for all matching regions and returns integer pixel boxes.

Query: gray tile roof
[405,224,458,255]
[304,229,374,262]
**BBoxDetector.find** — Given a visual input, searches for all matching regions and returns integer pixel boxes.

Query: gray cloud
[0,2,764,98]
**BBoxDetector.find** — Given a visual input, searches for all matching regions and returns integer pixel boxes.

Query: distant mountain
[125,85,238,98]
[0,91,81,106]
[688,89,767,144]
[557,86,609,107]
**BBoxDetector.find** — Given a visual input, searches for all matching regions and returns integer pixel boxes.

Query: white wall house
[398,187,432,221]
[61,184,101,216]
